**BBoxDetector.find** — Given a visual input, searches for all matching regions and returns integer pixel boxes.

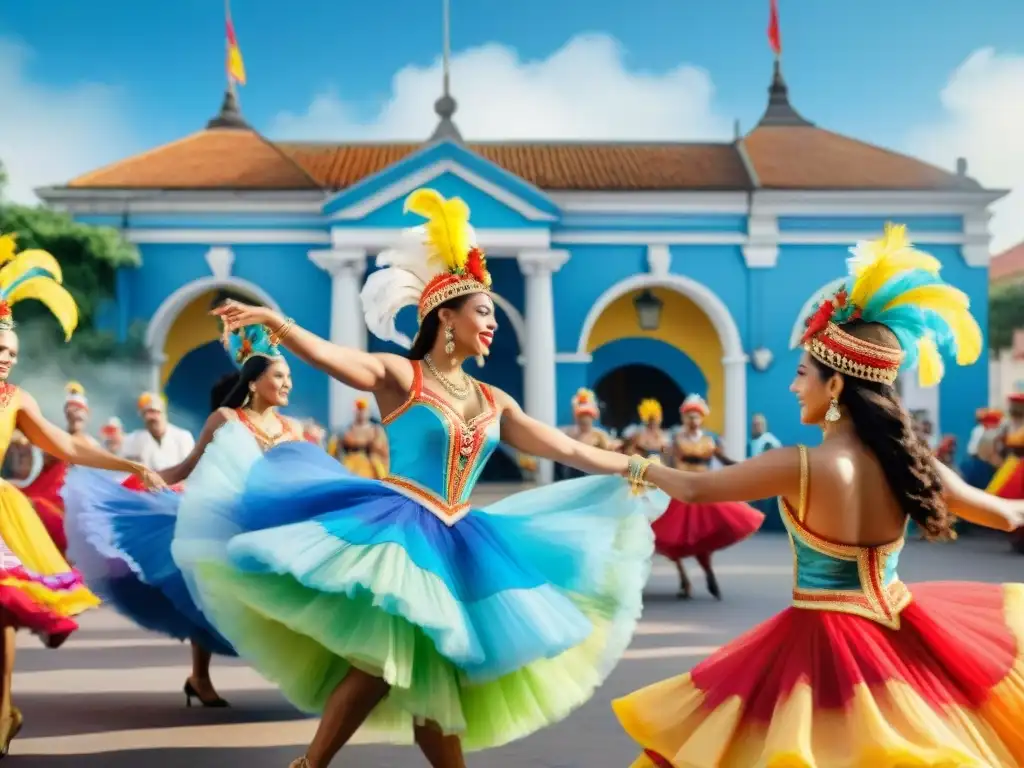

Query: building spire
[756,58,813,128]
[206,86,248,129]
[430,0,462,142]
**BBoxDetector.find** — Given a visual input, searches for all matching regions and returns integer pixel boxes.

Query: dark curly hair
[407,294,477,360]
[808,319,954,541]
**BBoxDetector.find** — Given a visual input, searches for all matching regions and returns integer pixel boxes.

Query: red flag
[226,15,246,85]
[768,0,782,57]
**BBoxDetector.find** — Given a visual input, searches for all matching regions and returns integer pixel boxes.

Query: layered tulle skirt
[614,582,1024,767]
[988,456,1024,500]
[172,422,668,750]
[0,482,98,637]
[62,471,235,655]
[652,499,764,560]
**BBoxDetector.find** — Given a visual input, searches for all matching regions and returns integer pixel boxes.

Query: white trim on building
[331,226,550,254]
[328,159,558,223]
[575,273,748,459]
[127,229,331,245]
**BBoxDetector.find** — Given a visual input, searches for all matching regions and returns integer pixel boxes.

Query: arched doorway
[595,364,686,433]
[146,279,278,426]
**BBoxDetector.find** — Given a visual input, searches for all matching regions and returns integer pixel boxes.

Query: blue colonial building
[38,64,1004,483]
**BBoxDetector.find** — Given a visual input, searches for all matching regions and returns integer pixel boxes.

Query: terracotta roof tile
[278,142,752,191]
[743,126,979,190]
[991,241,1024,283]
[68,129,320,190]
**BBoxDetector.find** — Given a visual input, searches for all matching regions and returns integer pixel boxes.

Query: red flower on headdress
[236,337,253,363]
[0,300,11,319]
[800,288,862,345]
[465,247,491,287]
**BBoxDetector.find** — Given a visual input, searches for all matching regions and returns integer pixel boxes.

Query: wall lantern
[633,289,664,331]
[751,346,774,372]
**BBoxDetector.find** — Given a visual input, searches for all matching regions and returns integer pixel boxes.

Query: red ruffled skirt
[22,460,69,554]
[652,499,764,560]
[614,582,1024,767]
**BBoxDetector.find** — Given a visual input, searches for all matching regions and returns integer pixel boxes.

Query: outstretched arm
[212,300,394,392]
[645,445,802,505]
[158,409,230,486]
[494,390,629,476]
[16,390,163,488]
[934,460,1024,532]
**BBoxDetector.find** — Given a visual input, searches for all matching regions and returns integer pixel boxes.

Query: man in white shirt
[123,392,195,472]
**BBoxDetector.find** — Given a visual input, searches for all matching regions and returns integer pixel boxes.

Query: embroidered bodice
[231,409,301,451]
[381,361,500,526]
[674,432,715,471]
[779,445,910,630]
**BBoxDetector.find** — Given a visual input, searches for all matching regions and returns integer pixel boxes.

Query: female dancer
[64,323,302,708]
[614,224,1024,767]
[557,388,618,479]
[174,188,667,768]
[652,395,763,600]
[626,399,670,458]
[327,398,388,478]
[988,391,1024,500]
[0,240,162,757]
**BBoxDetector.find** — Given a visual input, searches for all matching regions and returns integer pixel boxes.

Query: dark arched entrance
[595,364,686,433]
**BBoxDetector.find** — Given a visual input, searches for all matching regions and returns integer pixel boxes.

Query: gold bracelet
[270,317,295,345]
[626,455,653,494]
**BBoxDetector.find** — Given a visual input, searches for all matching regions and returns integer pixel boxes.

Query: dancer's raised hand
[212,299,282,332]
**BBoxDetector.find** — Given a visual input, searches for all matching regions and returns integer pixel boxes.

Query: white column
[722,354,749,460]
[308,248,368,432]
[148,351,167,396]
[517,249,569,484]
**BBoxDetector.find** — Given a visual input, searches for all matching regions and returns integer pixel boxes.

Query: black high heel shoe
[183,680,230,708]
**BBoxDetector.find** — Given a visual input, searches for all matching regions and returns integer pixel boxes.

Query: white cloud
[271,33,730,142]
[906,48,1024,255]
[0,38,139,203]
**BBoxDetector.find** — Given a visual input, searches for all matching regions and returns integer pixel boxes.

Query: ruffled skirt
[22,461,69,554]
[652,500,764,560]
[614,582,1024,767]
[988,456,1024,500]
[62,470,235,655]
[172,422,668,750]
[0,482,98,636]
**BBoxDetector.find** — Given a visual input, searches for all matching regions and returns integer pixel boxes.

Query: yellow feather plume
[916,336,944,388]
[403,189,472,273]
[6,277,79,341]
[848,224,941,309]
[65,381,85,395]
[881,284,982,366]
[0,249,65,290]
[637,398,662,422]
[0,234,17,266]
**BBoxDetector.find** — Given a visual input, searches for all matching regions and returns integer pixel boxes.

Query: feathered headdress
[354,397,369,412]
[137,391,166,413]
[680,393,710,416]
[800,223,981,388]
[572,387,599,418]
[221,322,282,368]
[64,381,88,411]
[637,398,662,423]
[360,189,492,346]
[0,233,78,341]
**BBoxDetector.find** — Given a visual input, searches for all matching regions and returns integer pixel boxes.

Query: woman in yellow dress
[329,398,388,478]
[0,235,163,757]
[615,225,1024,767]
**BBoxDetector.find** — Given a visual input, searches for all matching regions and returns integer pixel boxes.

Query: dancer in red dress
[652,395,764,599]
[614,224,1024,767]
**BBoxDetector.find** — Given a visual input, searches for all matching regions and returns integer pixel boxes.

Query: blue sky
[1,0,1022,249]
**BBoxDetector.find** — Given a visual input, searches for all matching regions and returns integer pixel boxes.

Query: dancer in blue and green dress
[174,188,669,768]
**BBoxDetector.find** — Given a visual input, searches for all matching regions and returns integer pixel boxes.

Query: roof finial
[755,58,813,128]
[430,0,463,142]
[207,86,248,129]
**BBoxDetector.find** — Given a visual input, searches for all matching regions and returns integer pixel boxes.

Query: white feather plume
[359,223,481,347]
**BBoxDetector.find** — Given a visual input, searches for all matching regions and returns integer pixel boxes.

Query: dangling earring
[475,355,485,368]
[444,325,456,366]
[825,398,841,423]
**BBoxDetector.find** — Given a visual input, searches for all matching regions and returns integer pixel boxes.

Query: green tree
[0,160,142,359]
[989,281,1024,351]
